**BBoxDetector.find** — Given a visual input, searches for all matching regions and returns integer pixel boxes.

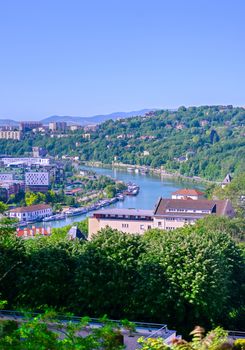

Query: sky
[0,0,244,120]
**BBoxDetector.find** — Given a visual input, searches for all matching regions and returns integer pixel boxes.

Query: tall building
[48,122,67,132]
[19,122,42,131]
[0,130,22,140]
[25,171,50,193]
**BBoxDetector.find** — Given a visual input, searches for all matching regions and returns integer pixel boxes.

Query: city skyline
[0,0,244,120]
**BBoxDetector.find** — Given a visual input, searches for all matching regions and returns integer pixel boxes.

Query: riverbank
[82,161,216,186]
[30,165,204,229]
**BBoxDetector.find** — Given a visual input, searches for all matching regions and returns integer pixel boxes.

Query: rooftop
[94,208,154,217]
[17,227,50,237]
[9,204,51,213]
[172,188,204,196]
[154,198,230,216]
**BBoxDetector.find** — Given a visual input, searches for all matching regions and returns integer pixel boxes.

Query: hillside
[0,105,244,181]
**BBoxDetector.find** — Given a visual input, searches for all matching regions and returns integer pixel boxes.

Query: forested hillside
[1,105,244,180]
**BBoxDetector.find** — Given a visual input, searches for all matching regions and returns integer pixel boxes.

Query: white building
[0,130,22,140]
[8,204,52,222]
[1,157,50,166]
[0,173,14,181]
[171,188,204,200]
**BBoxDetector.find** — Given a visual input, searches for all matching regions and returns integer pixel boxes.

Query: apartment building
[19,121,42,131]
[0,130,22,140]
[88,195,234,238]
[89,209,154,239]
[48,122,67,132]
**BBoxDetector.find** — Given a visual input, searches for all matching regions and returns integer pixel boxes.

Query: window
[158,222,162,227]
[140,224,144,230]
[147,225,151,229]
[122,223,129,228]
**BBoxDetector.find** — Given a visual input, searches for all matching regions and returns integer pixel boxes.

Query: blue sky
[0,0,244,120]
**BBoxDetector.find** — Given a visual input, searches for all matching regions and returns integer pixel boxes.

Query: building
[89,209,154,239]
[221,173,232,188]
[0,182,24,198]
[0,173,14,181]
[8,204,52,222]
[32,147,47,158]
[88,195,234,237]
[69,125,82,131]
[171,188,204,200]
[0,130,22,140]
[1,157,50,167]
[48,122,67,132]
[19,121,42,131]
[16,226,51,238]
[25,171,50,193]
[152,198,234,230]
[67,226,86,240]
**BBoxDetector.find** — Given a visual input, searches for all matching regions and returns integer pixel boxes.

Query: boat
[43,215,57,222]
[125,183,140,196]
[116,194,125,201]
[65,208,88,217]
[135,168,139,174]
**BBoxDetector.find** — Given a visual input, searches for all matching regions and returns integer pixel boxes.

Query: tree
[105,185,117,198]
[25,192,45,206]
[0,201,8,214]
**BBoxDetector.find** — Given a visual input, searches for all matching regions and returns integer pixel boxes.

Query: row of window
[167,208,211,213]
[121,224,152,230]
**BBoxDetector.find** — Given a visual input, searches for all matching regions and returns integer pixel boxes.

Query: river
[35,166,204,229]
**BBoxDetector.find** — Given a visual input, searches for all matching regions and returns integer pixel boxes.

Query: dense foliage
[0,217,244,335]
[0,105,244,180]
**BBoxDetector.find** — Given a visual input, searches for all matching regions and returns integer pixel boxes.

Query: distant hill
[0,109,156,127]
[0,119,19,127]
[40,109,155,125]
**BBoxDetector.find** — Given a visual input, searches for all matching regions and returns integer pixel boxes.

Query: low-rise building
[153,198,234,230]
[8,204,52,222]
[1,157,50,167]
[16,226,51,238]
[89,208,154,239]
[88,195,234,237]
[171,188,204,200]
[221,173,232,188]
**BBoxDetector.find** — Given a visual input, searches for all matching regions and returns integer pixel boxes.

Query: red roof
[172,188,204,196]
[17,227,50,237]
[9,204,51,213]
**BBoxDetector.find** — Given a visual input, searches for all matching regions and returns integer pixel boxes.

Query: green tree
[0,201,8,214]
